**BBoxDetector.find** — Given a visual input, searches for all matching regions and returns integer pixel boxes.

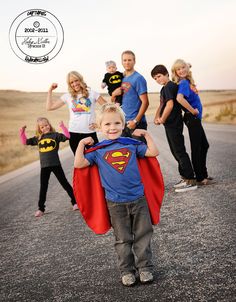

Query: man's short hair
[121,50,135,60]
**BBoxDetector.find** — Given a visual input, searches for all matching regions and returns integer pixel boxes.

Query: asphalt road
[0,121,235,302]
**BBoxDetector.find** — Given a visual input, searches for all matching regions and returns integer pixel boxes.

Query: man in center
[112,50,149,140]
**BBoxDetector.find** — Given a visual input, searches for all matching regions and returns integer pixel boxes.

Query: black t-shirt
[102,71,123,95]
[160,81,183,127]
[26,132,68,168]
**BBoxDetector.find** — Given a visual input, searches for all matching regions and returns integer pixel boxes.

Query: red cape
[73,140,164,234]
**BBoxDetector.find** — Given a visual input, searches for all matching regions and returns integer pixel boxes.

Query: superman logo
[38,138,56,152]
[109,75,122,84]
[103,148,132,174]
[121,82,131,94]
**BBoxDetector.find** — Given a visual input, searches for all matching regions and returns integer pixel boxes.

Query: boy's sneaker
[175,179,197,193]
[121,273,136,286]
[35,210,44,217]
[139,271,154,283]
[174,179,187,188]
[73,204,79,211]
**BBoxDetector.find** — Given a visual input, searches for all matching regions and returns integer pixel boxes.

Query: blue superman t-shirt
[121,71,147,123]
[85,140,147,202]
[178,79,202,119]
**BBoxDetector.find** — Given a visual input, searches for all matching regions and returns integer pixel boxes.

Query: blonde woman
[171,59,212,186]
[47,71,106,154]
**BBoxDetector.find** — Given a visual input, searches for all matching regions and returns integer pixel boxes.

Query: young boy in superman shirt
[74,103,163,287]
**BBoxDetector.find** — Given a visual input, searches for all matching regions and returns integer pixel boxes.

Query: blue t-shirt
[178,79,202,119]
[121,71,147,123]
[85,140,147,202]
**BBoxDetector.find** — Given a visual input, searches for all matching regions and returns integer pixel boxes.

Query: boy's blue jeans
[107,196,153,276]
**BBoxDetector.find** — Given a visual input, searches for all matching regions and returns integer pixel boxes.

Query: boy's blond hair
[171,59,195,86]
[96,103,126,127]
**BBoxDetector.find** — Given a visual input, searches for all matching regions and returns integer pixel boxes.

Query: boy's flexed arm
[74,137,94,168]
[132,129,159,157]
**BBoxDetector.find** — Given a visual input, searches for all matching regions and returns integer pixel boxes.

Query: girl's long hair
[36,117,55,138]
[67,71,89,99]
[171,59,195,86]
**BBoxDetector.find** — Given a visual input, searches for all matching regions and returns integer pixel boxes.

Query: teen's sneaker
[175,179,197,192]
[121,273,136,286]
[139,271,154,283]
[173,179,187,188]
[197,178,216,186]
[73,204,79,211]
[35,210,44,217]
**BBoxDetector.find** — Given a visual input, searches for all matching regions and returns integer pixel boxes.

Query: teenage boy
[151,64,197,192]
[112,50,149,140]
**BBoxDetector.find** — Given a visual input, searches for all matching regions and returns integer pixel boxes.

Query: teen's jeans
[183,113,209,182]
[107,196,153,276]
[38,165,76,212]
[165,124,195,180]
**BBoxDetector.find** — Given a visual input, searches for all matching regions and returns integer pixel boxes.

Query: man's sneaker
[35,210,44,217]
[121,273,136,286]
[73,204,79,211]
[139,271,154,283]
[175,179,197,192]
[197,178,216,186]
[174,179,187,188]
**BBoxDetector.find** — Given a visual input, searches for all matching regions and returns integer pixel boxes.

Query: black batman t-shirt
[26,132,68,168]
[102,71,123,95]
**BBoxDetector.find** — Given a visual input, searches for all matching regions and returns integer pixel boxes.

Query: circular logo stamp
[9,9,64,64]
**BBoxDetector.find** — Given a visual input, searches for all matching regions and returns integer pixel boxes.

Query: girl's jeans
[39,165,76,211]
[183,112,209,182]
[107,196,153,276]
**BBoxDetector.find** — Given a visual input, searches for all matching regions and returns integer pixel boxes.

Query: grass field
[0,89,236,175]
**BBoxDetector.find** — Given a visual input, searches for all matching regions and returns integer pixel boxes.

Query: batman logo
[38,138,57,152]
[109,75,122,84]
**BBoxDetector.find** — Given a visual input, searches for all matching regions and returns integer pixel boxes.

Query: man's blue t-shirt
[121,71,147,123]
[85,141,147,202]
[178,79,202,119]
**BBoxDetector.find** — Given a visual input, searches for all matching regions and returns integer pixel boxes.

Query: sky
[0,0,236,93]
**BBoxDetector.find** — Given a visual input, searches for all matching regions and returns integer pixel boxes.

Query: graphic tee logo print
[38,138,56,152]
[103,148,132,174]
[121,82,131,94]
[109,75,122,84]
[72,98,92,113]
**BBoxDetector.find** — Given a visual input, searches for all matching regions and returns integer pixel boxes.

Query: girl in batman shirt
[19,117,78,217]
